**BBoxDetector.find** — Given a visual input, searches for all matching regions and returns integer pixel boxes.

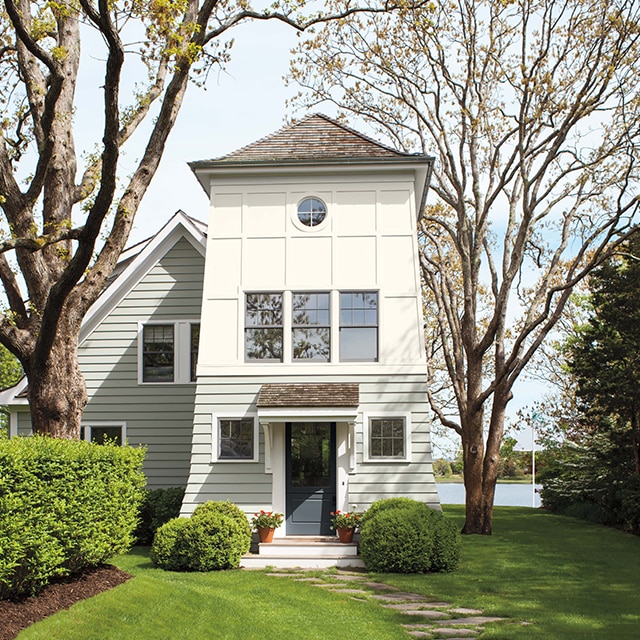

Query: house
[1,114,440,541]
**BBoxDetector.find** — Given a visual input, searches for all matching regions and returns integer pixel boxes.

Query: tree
[567,232,640,475]
[0,0,417,439]
[537,235,640,533]
[290,0,640,533]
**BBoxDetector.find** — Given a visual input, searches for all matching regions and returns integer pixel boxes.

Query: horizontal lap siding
[80,237,204,489]
[182,372,439,514]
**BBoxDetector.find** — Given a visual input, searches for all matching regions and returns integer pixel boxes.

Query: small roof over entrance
[257,383,359,408]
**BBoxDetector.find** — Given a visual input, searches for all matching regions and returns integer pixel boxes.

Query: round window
[297,197,327,228]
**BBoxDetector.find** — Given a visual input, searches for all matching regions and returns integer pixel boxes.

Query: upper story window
[141,321,199,383]
[339,292,378,362]
[142,324,174,382]
[297,197,327,228]
[245,293,283,361]
[292,292,330,361]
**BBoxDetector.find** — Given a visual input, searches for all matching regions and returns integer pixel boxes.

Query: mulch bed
[0,565,132,640]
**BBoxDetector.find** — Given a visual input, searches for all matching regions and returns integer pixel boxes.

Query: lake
[437,482,542,508]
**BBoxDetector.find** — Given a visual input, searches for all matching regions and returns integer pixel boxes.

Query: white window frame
[212,413,259,463]
[138,320,200,384]
[292,196,330,233]
[81,421,127,445]
[363,412,412,463]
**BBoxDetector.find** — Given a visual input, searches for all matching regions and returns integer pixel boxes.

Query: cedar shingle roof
[257,383,359,408]
[190,114,425,168]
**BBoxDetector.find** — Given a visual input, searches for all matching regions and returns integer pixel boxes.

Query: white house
[0,114,440,543]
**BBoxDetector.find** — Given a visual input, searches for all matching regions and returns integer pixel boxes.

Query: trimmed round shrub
[150,501,251,572]
[149,517,193,571]
[359,498,461,574]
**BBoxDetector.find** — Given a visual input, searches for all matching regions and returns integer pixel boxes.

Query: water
[436,482,542,508]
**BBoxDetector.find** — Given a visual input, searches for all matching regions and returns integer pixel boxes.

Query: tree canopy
[290,0,640,533]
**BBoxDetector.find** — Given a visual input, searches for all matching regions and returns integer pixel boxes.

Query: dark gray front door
[286,422,336,535]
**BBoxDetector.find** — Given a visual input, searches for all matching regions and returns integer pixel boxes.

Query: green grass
[18,506,640,639]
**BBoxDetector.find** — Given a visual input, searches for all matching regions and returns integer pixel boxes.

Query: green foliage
[359,498,461,573]
[0,435,146,599]
[151,501,251,572]
[542,235,640,534]
[433,458,453,477]
[135,486,185,545]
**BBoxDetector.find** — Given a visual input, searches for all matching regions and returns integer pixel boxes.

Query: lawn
[17,506,640,639]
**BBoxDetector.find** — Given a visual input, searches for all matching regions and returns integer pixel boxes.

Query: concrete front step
[261,536,359,557]
[241,554,365,570]
[242,535,364,569]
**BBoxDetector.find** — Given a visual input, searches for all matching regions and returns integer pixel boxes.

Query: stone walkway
[266,570,508,639]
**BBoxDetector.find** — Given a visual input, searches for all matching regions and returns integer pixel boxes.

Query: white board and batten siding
[182,162,440,517]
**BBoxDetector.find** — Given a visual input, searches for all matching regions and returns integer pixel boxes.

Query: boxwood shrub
[359,498,461,573]
[0,435,146,599]
[151,501,251,571]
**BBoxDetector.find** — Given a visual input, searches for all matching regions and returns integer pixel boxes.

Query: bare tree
[0,0,421,439]
[290,0,640,533]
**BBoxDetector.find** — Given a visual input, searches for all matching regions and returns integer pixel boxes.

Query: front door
[286,422,336,535]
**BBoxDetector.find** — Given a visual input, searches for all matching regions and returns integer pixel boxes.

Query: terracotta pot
[257,526,275,543]
[337,527,355,543]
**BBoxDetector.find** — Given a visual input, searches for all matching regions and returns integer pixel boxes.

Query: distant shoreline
[436,475,534,485]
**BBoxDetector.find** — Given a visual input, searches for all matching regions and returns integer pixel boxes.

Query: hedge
[0,435,146,599]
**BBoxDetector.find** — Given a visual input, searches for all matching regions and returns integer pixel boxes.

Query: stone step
[241,554,365,570]
[260,537,359,557]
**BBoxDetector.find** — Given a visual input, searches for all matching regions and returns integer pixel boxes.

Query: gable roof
[189,113,431,169]
[0,210,207,406]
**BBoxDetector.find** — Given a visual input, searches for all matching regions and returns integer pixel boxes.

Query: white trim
[211,413,259,463]
[9,412,18,438]
[258,407,358,423]
[138,320,199,385]
[81,211,206,345]
[80,421,127,444]
[362,411,412,463]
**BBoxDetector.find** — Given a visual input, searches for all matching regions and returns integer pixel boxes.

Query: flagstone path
[266,570,509,639]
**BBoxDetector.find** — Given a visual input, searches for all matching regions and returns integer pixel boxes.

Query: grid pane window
[143,325,174,382]
[339,292,378,361]
[292,292,330,361]
[297,198,327,227]
[219,419,254,460]
[370,419,405,458]
[245,293,283,361]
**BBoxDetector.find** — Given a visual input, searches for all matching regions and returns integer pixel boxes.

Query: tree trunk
[26,332,87,439]
[462,384,510,535]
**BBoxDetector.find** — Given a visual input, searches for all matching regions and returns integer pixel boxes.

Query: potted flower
[251,510,284,543]
[330,510,363,543]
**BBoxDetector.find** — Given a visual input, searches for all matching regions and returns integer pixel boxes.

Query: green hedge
[0,435,146,599]
[151,501,251,571]
[135,486,185,545]
[359,498,461,573]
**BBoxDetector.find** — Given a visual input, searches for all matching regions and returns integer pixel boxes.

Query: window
[213,417,257,462]
[339,292,378,361]
[245,293,283,361]
[191,324,200,382]
[143,324,174,382]
[297,197,327,228]
[370,418,405,458]
[140,321,199,383]
[81,423,125,446]
[292,292,330,361]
